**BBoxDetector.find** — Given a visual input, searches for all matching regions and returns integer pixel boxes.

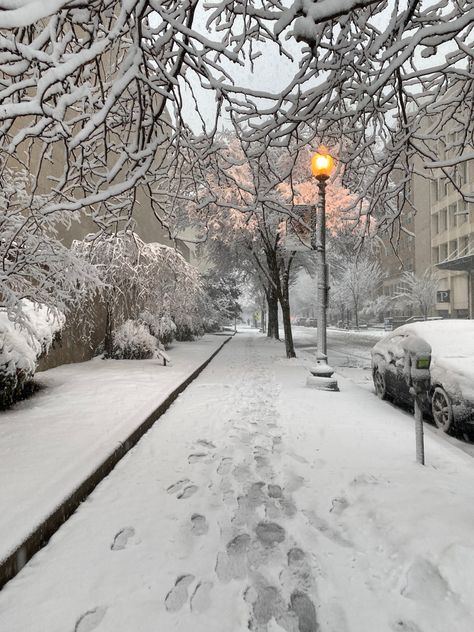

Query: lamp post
[306,147,339,391]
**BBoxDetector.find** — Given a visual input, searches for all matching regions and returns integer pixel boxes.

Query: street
[293,326,379,370]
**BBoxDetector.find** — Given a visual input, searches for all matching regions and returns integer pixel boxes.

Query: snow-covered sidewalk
[2,331,474,631]
[0,334,229,575]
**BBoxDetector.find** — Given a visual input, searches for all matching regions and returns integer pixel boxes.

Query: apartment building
[379,212,416,317]
[378,128,474,320]
[429,155,474,318]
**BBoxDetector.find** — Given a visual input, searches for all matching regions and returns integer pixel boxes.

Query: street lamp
[306,147,339,391]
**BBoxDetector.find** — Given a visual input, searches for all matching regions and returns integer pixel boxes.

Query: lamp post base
[306,356,339,391]
[306,374,339,391]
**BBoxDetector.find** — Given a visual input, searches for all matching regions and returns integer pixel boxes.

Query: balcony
[437,239,474,271]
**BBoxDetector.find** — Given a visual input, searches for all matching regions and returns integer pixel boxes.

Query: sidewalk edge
[0,335,233,590]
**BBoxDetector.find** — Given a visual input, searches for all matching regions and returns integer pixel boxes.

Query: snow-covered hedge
[0,301,65,409]
[139,310,176,348]
[107,320,171,365]
[159,315,177,347]
[108,320,158,360]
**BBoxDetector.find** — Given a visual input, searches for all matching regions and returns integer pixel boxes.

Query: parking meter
[402,335,432,465]
[403,336,431,396]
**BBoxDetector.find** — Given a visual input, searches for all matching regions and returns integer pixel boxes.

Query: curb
[0,335,233,590]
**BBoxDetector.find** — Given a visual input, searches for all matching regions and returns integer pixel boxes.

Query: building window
[460,235,469,254]
[458,161,467,186]
[458,200,468,224]
[439,243,448,261]
[449,204,457,228]
[438,139,446,159]
[432,214,439,234]
[440,208,447,231]
[449,239,457,255]
[432,246,439,263]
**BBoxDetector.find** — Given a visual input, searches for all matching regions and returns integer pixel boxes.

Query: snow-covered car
[371,320,474,435]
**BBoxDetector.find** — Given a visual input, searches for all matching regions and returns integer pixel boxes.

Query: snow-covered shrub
[108,320,159,360]
[174,320,195,342]
[202,316,222,334]
[0,301,65,408]
[159,315,176,347]
[139,310,176,348]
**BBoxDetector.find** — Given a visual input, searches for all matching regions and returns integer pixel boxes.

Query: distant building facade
[378,134,474,320]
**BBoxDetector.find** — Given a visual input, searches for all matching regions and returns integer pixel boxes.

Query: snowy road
[3,332,474,631]
[292,326,381,369]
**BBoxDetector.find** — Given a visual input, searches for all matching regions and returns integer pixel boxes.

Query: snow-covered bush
[139,310,176,348]
[174,322,195,342]
[159,315,177,347]
[0,301,65,408]
[108,320,159,360]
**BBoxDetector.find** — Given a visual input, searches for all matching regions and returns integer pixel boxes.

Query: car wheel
[431,387,454,434]
[373,368,388,400]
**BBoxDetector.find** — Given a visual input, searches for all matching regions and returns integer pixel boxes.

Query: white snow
[0,334,228,567]
[2,332,474,630]
[402,320,474,357]
[0,300,65,378]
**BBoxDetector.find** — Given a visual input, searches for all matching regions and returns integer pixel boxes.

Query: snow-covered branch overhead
[1,0,473,324]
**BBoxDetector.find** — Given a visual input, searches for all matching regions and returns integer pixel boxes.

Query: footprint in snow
[290,591,318,632]
[215,534,251,582]
[255,521,286,546]
[74,607,107,632]
[197,439,216,449]
[245,579,296,630]
[188,452,208,464]
[167,479,190,494]
[191,514,209,536]
[165,575,195,612]
[217,457,233,476]
[190,581,213,613]
[288,547,306,568]
[280,548,314,595]
[177,485,198,499]
[268,484,282,499]
[111,527,135,551]
[330,497,349,515]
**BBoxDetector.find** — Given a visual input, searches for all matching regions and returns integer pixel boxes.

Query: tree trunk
[267,289,279,339]
[354,300,359,329]
[280,265,296,358]
[104,303,114,357]
[261,299,267,333]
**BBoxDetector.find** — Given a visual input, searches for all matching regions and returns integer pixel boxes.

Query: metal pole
[468,270,473,320]
[414,396,425,465]
[316,177,328,361]
[306,175,337,390]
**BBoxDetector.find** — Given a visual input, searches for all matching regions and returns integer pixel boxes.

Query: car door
[384,333,412,404]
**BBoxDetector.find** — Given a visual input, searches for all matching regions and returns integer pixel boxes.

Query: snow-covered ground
[292,325,381,384]
[2,331,474,631]
[0,335,228,567]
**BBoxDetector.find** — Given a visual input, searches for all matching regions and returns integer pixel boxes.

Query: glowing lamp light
[311,147,334,180]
